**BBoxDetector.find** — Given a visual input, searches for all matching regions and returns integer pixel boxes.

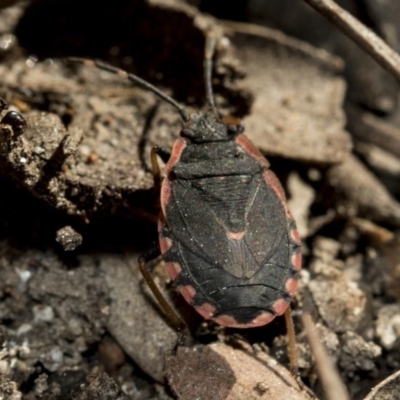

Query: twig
[302,0,400,83]
[301,312,350,400]
[347,107,400,160]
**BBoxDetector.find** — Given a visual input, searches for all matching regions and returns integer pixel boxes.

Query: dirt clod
[55,225,82,251]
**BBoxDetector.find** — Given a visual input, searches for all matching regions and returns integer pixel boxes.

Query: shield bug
[69,34,301,364]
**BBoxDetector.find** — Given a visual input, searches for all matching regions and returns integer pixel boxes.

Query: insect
[70,35,301,355]
[0,97,27,135]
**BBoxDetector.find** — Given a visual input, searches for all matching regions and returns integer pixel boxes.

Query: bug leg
[284,308,316,397]
[138,245,186,349]
[284,307,299,377]
[151,145,171,188]
[153,145,171,163]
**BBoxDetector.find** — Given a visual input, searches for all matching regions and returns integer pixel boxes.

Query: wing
[161,170,300,324]
[164,173,289,279]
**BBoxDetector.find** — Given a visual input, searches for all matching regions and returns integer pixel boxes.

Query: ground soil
[1,1,400,399]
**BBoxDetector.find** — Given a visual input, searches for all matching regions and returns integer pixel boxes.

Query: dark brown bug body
[158,114,301,328]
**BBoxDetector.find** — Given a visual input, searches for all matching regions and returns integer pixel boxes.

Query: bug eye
[181,128,194,138]
[227,124,237,134]
[227,124,244,135]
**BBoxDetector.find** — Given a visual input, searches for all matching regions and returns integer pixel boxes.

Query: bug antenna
[204,35,219,119]
[67,58,190,122]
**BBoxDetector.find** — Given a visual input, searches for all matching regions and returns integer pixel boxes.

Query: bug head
[181,112,244,143]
